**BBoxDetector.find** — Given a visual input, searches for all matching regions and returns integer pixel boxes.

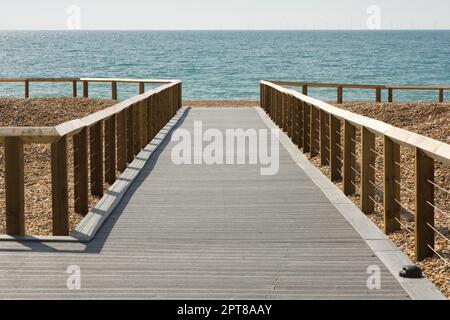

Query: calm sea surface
[0,30,449,101]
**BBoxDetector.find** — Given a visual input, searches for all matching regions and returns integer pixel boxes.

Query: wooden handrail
[261,80,450,262]
[1,78,182,236]
[0,77,177,100]
[268,80,448,103]
[262,81,450,165]
[271,81,385,89]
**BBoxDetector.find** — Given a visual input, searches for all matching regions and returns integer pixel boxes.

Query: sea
[0,30,449,101]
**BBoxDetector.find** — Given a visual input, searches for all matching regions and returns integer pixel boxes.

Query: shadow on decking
[0,108,192,254]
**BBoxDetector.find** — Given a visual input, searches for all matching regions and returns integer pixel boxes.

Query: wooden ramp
[0,107,410,299]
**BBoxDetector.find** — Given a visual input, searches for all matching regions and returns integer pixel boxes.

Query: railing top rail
[270,81,385,89]
[0,79,181,143]
[269,80,450,90]
[0,77,176,84]
[385,85,450,90]
[262,80,450,166]
[80,77,175,84]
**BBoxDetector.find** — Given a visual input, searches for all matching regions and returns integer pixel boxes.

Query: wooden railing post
[163,90,169,123]
[264,84,268,112]
[343,120,356,195]
[319,110,329,166]
[376,87,382,103]
[361,127,376,214]
[159,91,163,130]
[146,97,152,143]
[275,91,280,126]
[329,115,342,182]
[83,81,89,98]
[73,128,89,215]
[4,137,25,236]
[154,93,160,133]
[89,122,104,197]
[439,89,444,103]
[126,105,135,163]
[288,95,294,138]
[168,87,174,118]
[51,137,69,236]
[337,86,343,104]
[148,95,156,141]
[302,85,308,96]
[310,105,319,158]
[117,110,127,172]
[140,100,148,149]
[275,91,281,127]
[139,82,145,95]
[388,88,393,103]
[178,82,183,109]
[281,93,287,132]
[105,115,117,184]
[72,80,78,98]
[384,136,401,234]
[134,103,141,155]
[268,88,273,119]
[293,98,301,147]
[273,90,277,126]
[111,81,118,100]
[415,148,435,261]
[302,102,310,153]
[24,80,29,99]
[260,83,264,110]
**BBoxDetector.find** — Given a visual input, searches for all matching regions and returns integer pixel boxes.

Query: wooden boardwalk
[0,107,411,299]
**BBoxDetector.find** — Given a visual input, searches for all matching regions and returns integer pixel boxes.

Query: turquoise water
[0,30,449,101]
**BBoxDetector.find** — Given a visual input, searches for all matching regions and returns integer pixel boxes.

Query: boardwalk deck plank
[0,108,409,299]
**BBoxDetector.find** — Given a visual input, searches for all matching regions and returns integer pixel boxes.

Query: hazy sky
[1,0,449,30]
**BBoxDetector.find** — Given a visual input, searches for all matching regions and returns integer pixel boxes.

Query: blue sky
[1,0,449,30]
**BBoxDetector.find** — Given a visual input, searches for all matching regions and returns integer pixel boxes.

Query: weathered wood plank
[319,109,329,166]
[72,80,78,98]
[302,101,310,154]
[112,81,118,100]
[310,105,319,158]
[105,115,117,184]
[83,81,89,98]
[4,137,25,236]
[117,110,127,172]
[384,137,401,234]
[126,105,135,163]
[361,127,375,214]
[73,128,89,215]
[51,137,69,236]
[415,148,435,261]
[89,122,104,197]
[329,115,342,182]
[343,120,356,195]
